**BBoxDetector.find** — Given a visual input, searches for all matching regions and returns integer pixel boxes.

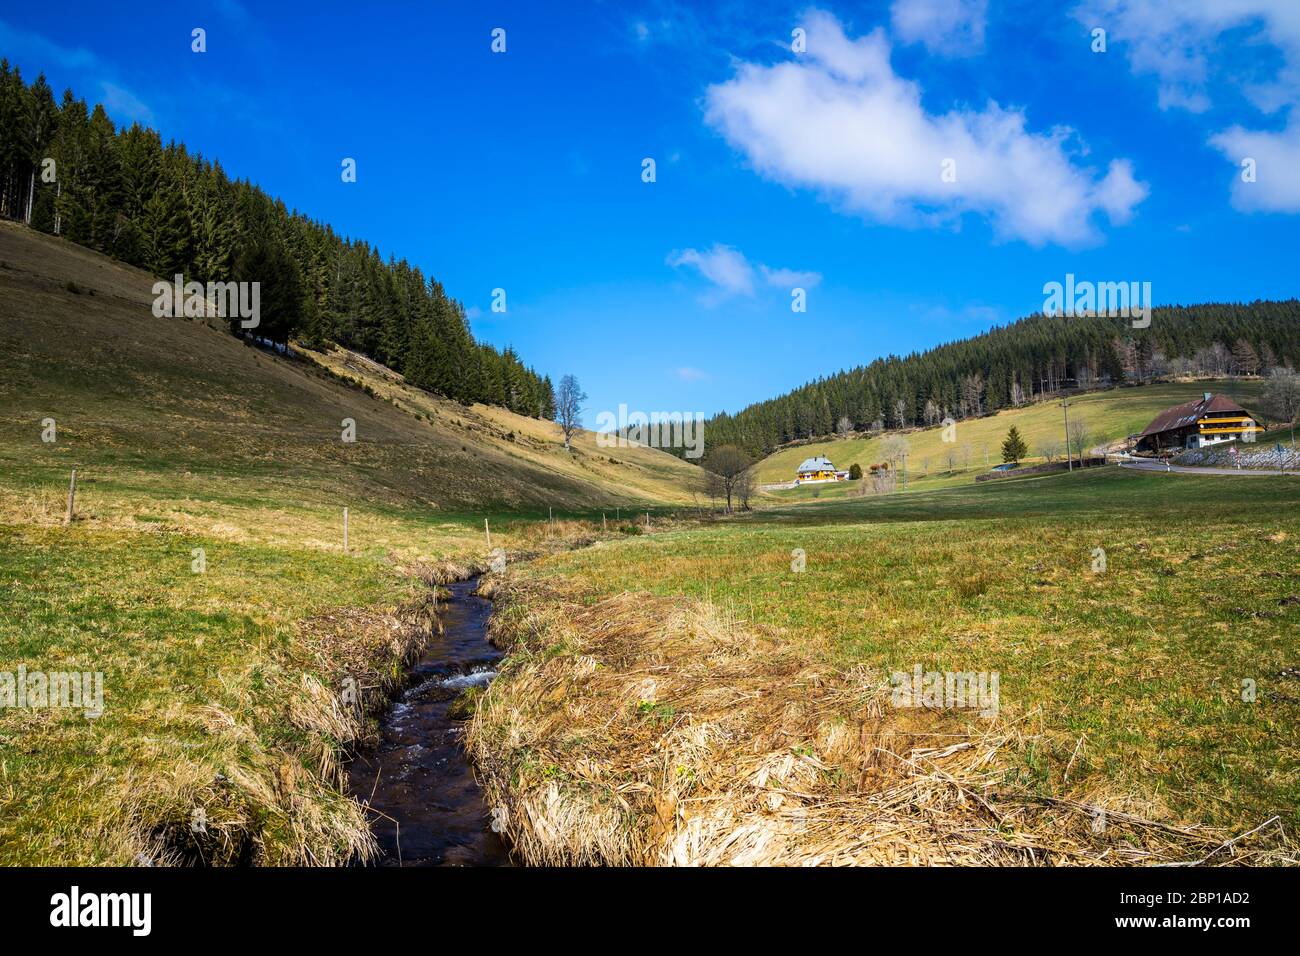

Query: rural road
[1117,457,1297,477]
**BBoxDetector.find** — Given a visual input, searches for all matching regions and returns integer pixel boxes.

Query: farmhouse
[1135,392,1261,453]
[795,455,848,484]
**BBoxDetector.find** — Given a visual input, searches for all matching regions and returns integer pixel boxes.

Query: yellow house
[795,455,847,483]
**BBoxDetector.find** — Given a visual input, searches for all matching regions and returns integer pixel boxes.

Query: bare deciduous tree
[555,374,586,451]
[959,373,984,417]
[880,434,910,470]
[1263,366,1300,445]
[923,399,941,427]
[736,465,758,510]
[704,445,751,514]
[1068,418,1090,464]
[836,415,853,440]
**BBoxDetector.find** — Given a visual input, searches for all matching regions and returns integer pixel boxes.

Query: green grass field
[0,522,427,864]
[475,466,1300,863]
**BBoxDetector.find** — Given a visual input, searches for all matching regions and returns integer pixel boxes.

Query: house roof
[796,456,836,472]
[1138,393,1250,438]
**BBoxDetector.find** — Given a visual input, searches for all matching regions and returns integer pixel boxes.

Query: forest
[0,61,556,419]
[693,301,1300,460]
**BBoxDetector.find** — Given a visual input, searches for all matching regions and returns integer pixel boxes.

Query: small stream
[349,576,512,866]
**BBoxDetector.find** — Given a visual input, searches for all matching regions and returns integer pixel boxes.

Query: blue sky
[3,0,1298,423]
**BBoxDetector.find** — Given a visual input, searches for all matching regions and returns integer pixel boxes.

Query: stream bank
[348,576,511,866]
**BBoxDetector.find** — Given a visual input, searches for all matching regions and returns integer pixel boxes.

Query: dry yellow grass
[467,574,1294,866]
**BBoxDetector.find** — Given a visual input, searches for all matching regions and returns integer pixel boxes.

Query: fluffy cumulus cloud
[1077,0,1300,212]
[702,9,1147,246]
[666,243,821,302]
[666,244,756,297]
[1210,122,1300,212]
[890,0,988,56]
[1076,0,1300,114]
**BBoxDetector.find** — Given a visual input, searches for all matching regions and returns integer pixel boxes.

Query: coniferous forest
[0,62,557,419]
[694,302,1300,461]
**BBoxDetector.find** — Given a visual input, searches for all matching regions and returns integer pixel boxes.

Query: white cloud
[666,244,755,297]
[1076,1,1300,115]
[890,0,988,56]
[1211,122,1300,212]
[760,265,822,288]
[0,18,100,70]
[666,243,821,302]
[0,20,160,129]
[100,82,154,125]
[676,366,709,381]
[703,9,1146,246]
[1076,1,1300,212]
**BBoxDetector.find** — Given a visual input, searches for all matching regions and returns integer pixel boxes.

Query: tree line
[689,301,1300,461]
[0,61,556,419]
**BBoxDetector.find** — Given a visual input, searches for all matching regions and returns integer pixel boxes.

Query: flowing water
[349,577,512,866]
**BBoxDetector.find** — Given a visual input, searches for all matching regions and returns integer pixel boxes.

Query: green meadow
[504,467,1300,838]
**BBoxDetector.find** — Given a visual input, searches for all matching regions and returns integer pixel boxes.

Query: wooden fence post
[485,518,491,549]
[64,469,77,526]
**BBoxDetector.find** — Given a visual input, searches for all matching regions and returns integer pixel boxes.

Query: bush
[848,463,863,480]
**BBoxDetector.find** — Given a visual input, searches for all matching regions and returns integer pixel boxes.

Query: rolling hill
[0,220,698,519]
[754,378,1268,493]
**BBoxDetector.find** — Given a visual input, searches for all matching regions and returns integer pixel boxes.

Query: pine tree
[540,375,556,419]
[233,239,303,344]
[1001,426,1028,463]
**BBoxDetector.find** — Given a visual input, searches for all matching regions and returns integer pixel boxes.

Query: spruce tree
[1001,426,1028,463]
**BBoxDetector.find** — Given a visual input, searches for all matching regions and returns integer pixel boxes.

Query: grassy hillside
[755,379,1268,490]
[0,220,698,520]
[0,221,693,864]
[471,466,1300,865]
